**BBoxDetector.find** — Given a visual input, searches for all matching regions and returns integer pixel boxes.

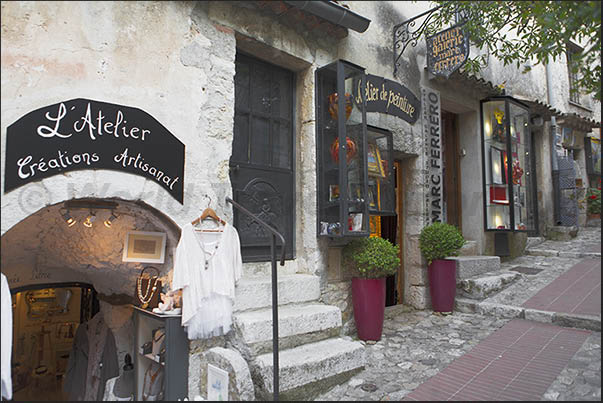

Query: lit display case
[481,96,535,231]
[316,60,369,237]
[367,126,395,216]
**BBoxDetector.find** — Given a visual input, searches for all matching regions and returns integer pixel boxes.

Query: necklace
[199,239,219,270]
[142,363,163,400]
[137,277,158,308]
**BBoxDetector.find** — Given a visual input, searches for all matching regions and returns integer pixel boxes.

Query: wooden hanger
[192,196,225,231]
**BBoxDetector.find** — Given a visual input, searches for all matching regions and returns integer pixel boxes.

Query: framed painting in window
[490,147,503,185]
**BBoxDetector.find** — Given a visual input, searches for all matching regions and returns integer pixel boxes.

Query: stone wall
[1,1,236,235]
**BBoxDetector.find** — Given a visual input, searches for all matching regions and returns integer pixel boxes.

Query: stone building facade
[1,1,600,400]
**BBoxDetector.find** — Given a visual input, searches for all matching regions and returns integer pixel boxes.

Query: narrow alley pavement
[315,227,601,401]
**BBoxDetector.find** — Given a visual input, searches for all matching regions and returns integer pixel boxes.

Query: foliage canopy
[430,1,601,101]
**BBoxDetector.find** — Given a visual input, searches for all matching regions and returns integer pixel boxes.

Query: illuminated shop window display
[316,60,369,237]
[481,97,536,231]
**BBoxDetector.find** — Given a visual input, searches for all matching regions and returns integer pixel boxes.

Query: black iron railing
[225,196,286,401]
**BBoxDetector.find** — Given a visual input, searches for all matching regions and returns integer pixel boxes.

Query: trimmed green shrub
[343,237,400,279]
[419,222,466,265]
[586,187,601,215]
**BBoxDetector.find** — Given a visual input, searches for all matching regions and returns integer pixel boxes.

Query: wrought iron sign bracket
[393,5,471,77]
[393,5,441,77]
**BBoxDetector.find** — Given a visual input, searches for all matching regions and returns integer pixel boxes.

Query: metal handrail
[225,196,286,401]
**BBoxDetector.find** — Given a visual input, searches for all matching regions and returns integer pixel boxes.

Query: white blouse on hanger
[172,222,242,339]
[1,273,12,400]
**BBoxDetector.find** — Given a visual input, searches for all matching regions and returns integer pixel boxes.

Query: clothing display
[63,312,119,401]
[1,273,13,401]
[104,353,134,401]
[172,222,243,339]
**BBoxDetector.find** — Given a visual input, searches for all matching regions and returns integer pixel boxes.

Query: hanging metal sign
[354,74,420,124]
[426,23,469,78]
[3,98,185,204]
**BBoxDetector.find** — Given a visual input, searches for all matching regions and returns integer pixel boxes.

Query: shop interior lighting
[60,200,120,228]
[83,211,97,228]
[104,211,118,228]
[61,210,77,227]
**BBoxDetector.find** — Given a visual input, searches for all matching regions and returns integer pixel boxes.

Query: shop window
[584,136,601,177]
[231,53,295,262]
[481,97,536,232]
[567,42,583,105]
[315,60,395,237]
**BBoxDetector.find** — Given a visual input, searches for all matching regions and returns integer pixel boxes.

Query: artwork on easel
[367,144,385,177]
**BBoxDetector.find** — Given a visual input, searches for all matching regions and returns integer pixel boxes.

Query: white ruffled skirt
[182,293,234,339]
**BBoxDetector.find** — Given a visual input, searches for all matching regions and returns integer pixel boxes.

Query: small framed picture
[329,184,340,201]
[368,183,378,208]
[490,147,503,185]
[348,183,363,201]
[122,231,167,263]
[208,364,229,401]
[367,144,385,177]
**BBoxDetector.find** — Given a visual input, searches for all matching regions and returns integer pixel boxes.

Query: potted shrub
[343,237,399,341]
[419,222,465,313]
[586,186,601,220]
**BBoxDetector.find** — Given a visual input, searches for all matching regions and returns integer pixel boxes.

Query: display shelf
[481,96,534,232]
[133,305,188,401]
[139,351,165,366]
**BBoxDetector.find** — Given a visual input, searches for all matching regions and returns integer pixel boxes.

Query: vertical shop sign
[3,98,185,204]
[422,87,444,223]
[426,24,469,78]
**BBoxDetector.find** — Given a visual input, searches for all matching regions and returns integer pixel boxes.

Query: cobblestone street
[316,228,601,401]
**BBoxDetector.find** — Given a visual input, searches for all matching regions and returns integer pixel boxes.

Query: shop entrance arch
[1,197,179,401]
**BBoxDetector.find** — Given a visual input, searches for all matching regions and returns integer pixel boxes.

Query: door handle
[230,164,240,172]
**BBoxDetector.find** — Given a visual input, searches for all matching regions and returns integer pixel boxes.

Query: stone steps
[446,255,501,280]
[234,274,320,312]
[458,240,478,256]
[233,303,342,356]
[524,248,601,258]
[457,271,522,300]
[251,337,365,400]
[526,236,546,249]
[232,273,366,399]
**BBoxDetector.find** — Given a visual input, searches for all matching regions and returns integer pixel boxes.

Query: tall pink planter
[351,277,386,341]
[428,259,457,312]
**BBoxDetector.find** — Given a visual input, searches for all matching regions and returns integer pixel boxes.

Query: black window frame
[231,51,296,262]
[566,42,583,105]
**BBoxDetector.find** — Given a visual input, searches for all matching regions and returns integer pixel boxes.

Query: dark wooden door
[230,53,295,262]
[442,111,462,229]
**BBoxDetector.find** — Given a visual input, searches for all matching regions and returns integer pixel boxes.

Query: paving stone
[315,228,601,401]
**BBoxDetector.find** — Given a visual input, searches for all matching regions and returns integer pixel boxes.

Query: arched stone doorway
[1,197,180,401]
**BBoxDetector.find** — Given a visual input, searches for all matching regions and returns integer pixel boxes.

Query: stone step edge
[456,272,522,300]
[234,274,320,312]
[455,298,601,332]
[525,249,601,258]
[233,304,342,345]
[251,338,365,396]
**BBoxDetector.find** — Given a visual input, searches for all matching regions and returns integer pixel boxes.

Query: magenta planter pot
[428,259,457,312]
[351,277,386,341]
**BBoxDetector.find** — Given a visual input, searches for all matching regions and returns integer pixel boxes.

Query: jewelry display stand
[133,306,189,400]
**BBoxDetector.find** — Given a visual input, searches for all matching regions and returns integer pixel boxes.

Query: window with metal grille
[566,42,582,105]
[230,53,295,262]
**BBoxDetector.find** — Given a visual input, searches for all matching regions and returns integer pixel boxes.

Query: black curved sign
[3,98,185,204]
[354,74,420,124]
